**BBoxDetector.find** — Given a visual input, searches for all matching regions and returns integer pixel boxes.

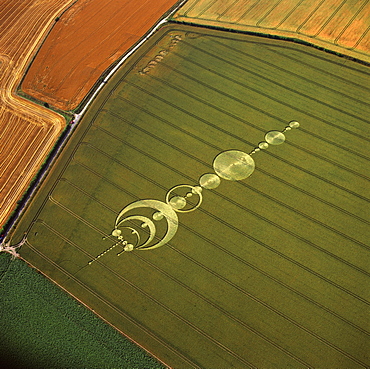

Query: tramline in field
[11,24,370,368]
[88,121,300,263]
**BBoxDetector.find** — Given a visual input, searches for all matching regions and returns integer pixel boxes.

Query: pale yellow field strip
[173,0,370,64]
[0,0,74,227]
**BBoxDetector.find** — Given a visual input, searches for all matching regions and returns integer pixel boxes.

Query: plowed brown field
[0,0,72,228]
[22,0,180,111]
[172,0,370,63]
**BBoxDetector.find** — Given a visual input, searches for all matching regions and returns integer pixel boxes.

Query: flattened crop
[12,24,370,368]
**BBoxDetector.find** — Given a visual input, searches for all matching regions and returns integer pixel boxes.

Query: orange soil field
[172,0,370,64]
[22,0,180,111]
[0,0,72,228]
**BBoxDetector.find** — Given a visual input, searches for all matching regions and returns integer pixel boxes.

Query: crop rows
[172,0,370,63]
[13,26,370,368]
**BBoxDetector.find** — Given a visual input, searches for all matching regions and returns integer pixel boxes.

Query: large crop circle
[213,150,255,181]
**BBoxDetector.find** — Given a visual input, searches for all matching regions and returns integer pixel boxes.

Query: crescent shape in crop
[115,199,179,250]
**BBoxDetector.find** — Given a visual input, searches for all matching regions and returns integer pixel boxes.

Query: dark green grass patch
[0,254,165,369]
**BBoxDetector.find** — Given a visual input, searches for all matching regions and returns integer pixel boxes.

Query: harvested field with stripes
[172,0,370,64]
[12,24,370,368]
[22,0,180,111]
[0,0,71,228]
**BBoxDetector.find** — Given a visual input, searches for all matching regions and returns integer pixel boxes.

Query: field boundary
[171,0,370,65]
[6,2,370,365]
[3,1,187,241]
[17,0,79,97]
[73,0,188,119]
[20,0,188,112]
[17,254,172,368]
[9,23,370,368]
[170,19,370,67]
[0,0,74,232]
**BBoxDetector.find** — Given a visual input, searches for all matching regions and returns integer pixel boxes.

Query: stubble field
[172,0,370,64]
[0,0,72,228]
[22,0,180,111]
[12,24,370,368]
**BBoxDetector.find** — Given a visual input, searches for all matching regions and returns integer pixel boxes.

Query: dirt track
[0,0,72,228]
[22,0,179,111]
[172,0,370,64]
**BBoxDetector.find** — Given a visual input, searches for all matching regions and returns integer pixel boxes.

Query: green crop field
[0,254,165,369]
[11,24,370,368]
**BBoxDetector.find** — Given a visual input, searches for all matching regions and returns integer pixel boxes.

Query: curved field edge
[9,23,370,368]
[169,19,370,67]
[0,0,73,230]
[0,253,166,369]
[1,2,185,234]
[171,0,370,65]
[20,0,185,112]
